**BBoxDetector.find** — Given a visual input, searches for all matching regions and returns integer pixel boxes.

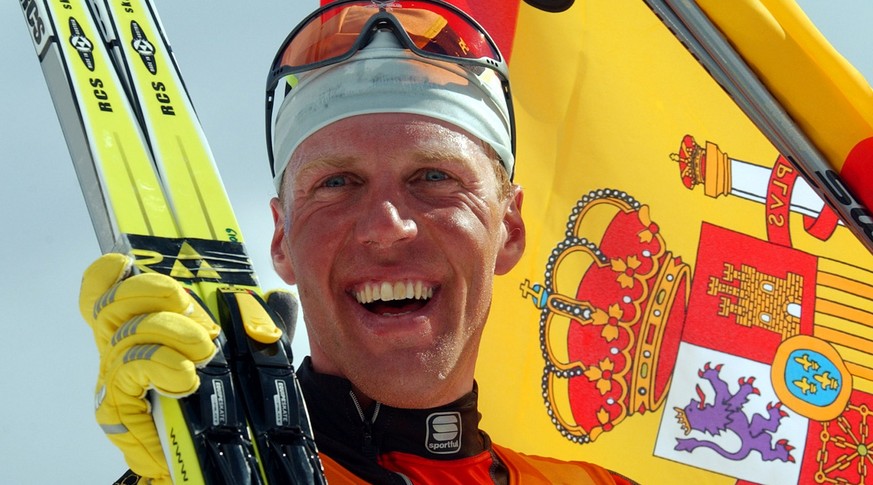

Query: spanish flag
[456,1,873,484]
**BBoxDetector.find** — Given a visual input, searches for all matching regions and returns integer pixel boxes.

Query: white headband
[271,32,514,191]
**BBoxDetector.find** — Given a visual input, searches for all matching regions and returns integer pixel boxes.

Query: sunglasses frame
[265,0,516,179]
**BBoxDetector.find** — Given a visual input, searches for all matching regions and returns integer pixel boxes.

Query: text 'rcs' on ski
[20,0,48,44]
[151,81,176,116]
[90,78,113,112]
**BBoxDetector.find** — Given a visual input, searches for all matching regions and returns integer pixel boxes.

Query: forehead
[284,113,494,179]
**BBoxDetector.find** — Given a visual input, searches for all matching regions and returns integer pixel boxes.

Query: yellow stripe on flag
[476,1,873,484]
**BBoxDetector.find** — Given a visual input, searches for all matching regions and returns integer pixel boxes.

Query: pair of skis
[644,0,873,254]
[19,0,325,483]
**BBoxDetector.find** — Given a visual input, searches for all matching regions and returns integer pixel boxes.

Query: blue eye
[423,169,449,182]
[322,175,347,188]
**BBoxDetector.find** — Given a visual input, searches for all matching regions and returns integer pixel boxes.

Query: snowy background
[1,1,870,482]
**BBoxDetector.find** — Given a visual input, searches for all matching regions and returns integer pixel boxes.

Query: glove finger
[96,389,169,483]
[97,344,205,482]
[91,273,221,345]
[107,312,218,367]
[105,343,203,399]
[104,423,170,483]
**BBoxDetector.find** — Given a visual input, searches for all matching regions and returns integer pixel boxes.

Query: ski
[19,0,324,483]
[643,0,873,254]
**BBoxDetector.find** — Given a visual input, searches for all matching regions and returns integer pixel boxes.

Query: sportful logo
[425,412,461,454]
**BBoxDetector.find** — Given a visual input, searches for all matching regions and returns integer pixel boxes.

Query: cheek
[290,236,325,275]
[430,210,503,278]
[286,217,335,280]
[452,205,506,254]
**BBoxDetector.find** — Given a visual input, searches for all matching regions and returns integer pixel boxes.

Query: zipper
[349,390,382,461]
[348,392,415,484]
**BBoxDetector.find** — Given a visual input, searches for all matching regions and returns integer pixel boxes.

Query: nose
[355,198,418,248]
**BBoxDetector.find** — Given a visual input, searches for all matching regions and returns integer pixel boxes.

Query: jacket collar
[297,357,491,461]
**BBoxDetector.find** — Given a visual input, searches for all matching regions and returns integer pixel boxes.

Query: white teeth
[355,280,434,304]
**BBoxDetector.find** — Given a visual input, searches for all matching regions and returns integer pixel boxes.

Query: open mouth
[355,280,435,316]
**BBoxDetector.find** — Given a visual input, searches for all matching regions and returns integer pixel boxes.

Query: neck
[308,347,478,408]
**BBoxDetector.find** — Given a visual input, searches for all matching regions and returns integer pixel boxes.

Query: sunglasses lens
[267,1,515,180]
[275,1,501,72]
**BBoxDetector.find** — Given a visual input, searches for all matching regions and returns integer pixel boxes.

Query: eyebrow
[296,149,477,173]
[292,155,357,180]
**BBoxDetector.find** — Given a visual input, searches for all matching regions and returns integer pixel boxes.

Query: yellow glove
[79,253,221,483]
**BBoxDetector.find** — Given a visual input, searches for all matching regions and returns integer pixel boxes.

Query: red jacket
[298,358,635,485]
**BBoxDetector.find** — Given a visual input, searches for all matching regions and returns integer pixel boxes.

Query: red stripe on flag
[841,137,873,212]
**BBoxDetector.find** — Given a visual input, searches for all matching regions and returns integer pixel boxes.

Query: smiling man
[81,1,634,483]
[270,113,522,412]
[261,2,633,482]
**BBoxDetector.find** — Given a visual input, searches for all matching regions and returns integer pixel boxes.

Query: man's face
[270,113,524,408]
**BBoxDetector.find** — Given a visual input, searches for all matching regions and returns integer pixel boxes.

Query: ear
[270,197,297,285]
[495,185,526,275]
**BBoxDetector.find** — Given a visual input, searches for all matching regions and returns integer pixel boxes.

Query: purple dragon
[673,362,795,463]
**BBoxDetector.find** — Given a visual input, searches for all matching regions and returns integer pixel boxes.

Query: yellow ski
[20,0,324,482]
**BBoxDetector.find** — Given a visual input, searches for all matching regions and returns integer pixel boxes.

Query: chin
[350,351,468,408]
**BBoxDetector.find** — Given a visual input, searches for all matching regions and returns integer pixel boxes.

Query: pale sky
[1,1,870,482]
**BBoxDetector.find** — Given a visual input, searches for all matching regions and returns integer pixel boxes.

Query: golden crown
[523,189,690,444]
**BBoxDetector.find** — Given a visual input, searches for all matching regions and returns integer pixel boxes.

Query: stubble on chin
[347,334,475,408]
